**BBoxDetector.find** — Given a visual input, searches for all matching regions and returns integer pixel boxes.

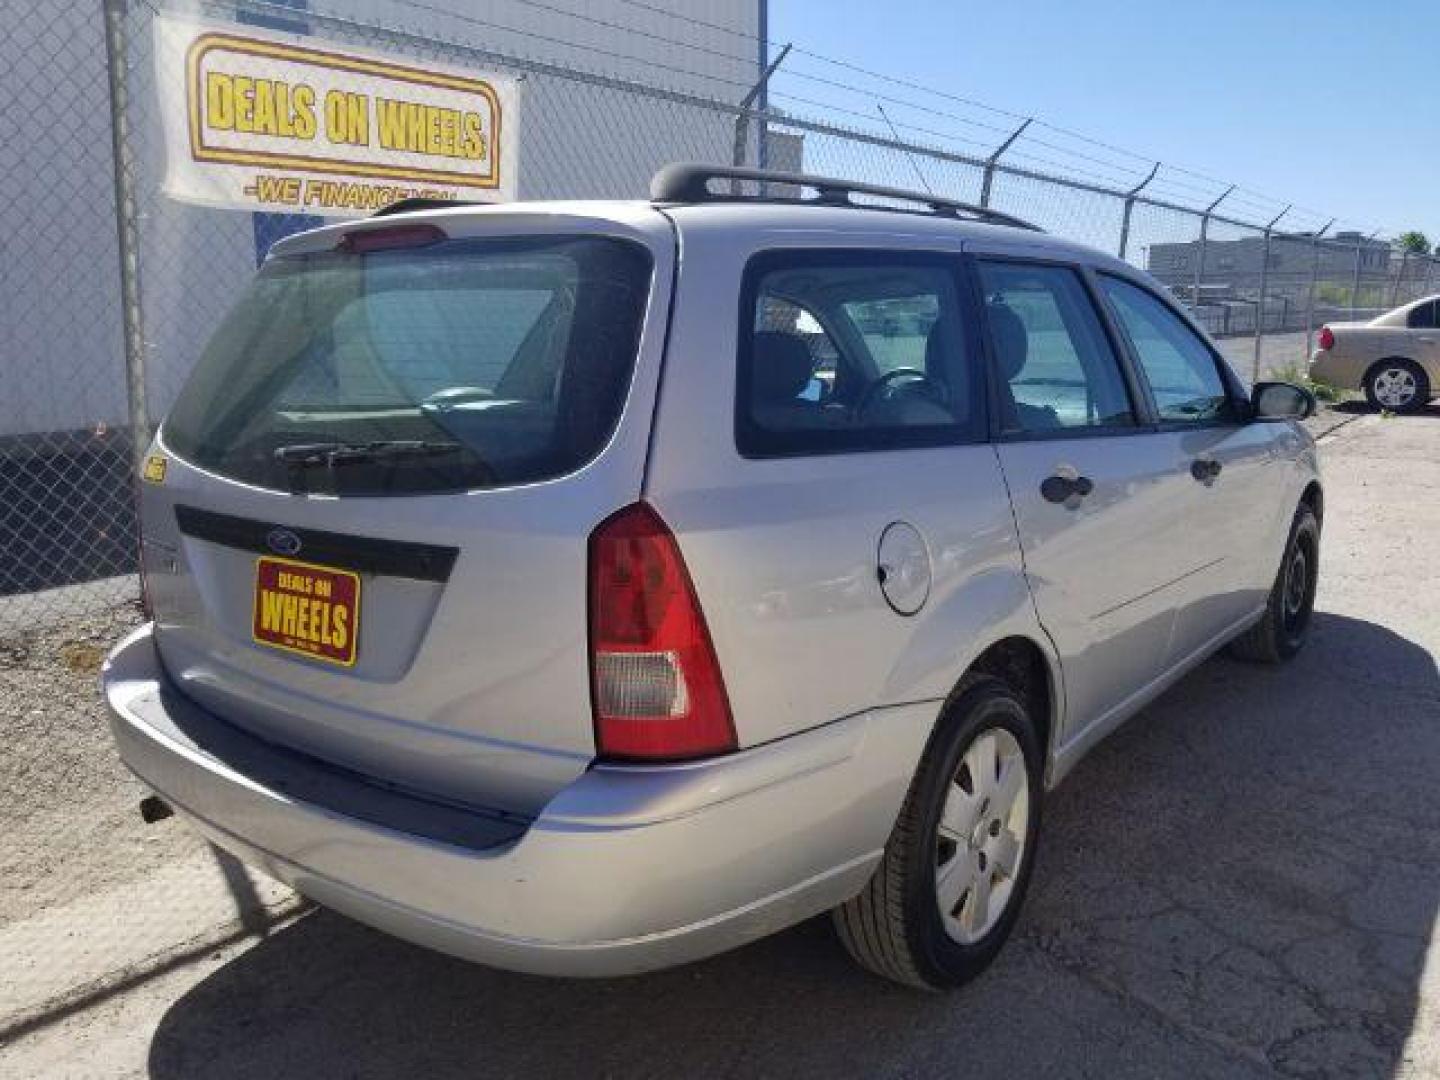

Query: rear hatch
[139,204,673,816]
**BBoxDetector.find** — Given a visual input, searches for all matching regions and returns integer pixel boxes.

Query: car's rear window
[162,234,653,496]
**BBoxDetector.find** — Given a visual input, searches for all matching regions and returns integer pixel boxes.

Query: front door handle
[1190,458,1223,483]
[1040,473,1094,505]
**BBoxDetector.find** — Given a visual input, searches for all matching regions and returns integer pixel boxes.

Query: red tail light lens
[338,223,446,254]
[588,503,736,761]
[1318,326,1335,350]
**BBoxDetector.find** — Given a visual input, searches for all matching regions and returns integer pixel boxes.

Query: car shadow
[148,613,1439,1079]
[1333,399,1440,418]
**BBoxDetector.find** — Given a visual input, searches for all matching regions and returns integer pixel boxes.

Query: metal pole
[979,117,1032,208]
[1193,185,1235,312]
[1305,219,1334,357]
[756,0,770,170]
[1117,161,1161,261]
[1422,255,1436,301]
[1253,204,1289,382]
[1349,235,1364,319]
[1391,248,1410,307]
[102,0,151,471]
[731,42,791,191]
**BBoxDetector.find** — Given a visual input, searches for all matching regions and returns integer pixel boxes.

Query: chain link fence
[4,0,1440,628]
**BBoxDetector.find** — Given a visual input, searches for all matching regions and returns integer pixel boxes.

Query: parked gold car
[1310,295,1440,412]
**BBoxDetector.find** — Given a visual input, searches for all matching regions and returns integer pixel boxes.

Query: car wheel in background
[1228,504,1321,664]
[833,675,1042,990]
[1364,359,1430,413]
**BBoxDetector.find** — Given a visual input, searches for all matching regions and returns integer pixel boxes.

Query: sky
[768,0,1440,241]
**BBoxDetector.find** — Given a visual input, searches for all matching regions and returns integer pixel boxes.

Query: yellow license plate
[251,556,361,667]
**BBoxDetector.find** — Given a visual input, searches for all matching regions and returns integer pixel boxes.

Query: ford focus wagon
[103,164,1322,989]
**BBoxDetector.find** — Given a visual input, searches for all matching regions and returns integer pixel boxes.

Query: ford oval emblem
[266,527,302,557]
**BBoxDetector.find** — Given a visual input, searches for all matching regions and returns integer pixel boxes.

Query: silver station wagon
[104,164,1322,990]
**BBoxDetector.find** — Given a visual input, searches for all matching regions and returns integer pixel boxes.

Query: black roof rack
[650,163,1041,232]
[370,197,488,218]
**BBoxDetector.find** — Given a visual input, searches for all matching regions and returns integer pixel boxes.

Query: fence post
[1422,255,1436,301]
[1304,219,1334,358]
[1349,235,1364,319]
[730,42,790,190]
[1192,185,1235,310]
[1253,204,1289,382]
[1116,161,1160,262]
[979,118,1032,208]
[1390,248,1410,307]
[102,0,151,471]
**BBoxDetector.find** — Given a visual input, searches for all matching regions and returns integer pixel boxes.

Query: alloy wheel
[1373,367,1418,410]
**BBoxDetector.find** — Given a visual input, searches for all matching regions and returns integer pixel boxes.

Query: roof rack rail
[650,163,1041,232]
[371,197,488,218]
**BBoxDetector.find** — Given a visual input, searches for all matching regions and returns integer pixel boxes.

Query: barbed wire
[579,0,1389,235]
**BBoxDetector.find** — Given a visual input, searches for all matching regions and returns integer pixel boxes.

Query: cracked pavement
[2,407,1437,1079]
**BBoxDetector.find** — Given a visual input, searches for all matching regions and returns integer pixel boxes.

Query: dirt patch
[0,598,202,926]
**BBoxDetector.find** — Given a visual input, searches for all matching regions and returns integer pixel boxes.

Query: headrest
[986,302,1029,381]
[752,331,816,403]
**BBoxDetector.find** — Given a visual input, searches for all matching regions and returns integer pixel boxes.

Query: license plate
[252,556,361,667]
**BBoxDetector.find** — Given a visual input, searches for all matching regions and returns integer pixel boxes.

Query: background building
[1147,230,1392,309]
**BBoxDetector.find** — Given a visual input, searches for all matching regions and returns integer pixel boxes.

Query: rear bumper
[1309,349,1359,389]
[103,623,934,976]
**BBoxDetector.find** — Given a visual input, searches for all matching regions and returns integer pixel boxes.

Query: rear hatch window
[163,233,652,496]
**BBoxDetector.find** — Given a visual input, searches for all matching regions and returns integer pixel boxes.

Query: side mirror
[1251,381,1315,421]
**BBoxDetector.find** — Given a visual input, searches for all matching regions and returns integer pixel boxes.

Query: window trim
[963,252,1152,443]
[734,247,989,460]
[1092,269,1251,432]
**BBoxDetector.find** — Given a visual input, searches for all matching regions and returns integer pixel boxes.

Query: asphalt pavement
[2,404,1437,1079]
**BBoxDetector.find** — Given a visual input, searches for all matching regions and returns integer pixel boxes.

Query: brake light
[588,503,736,761]
[1318,326,1335,351]
[337,223,446,254]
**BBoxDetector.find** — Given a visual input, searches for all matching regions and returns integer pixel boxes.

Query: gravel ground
[1216,329,1312,383]
[0,597,202,927]
[1,406,1437,1078]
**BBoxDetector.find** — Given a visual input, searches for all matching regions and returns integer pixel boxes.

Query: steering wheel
[854,367,949,419]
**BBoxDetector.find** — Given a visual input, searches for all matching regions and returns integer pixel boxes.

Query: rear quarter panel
[644,210,1055,750]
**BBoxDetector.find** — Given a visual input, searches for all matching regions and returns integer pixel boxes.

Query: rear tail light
[588,503,736,761]
[1318,326,1335,350]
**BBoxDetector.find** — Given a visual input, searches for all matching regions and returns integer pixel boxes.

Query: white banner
[153,15,519,216]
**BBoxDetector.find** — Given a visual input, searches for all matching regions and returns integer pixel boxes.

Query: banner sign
[154,15,519,216]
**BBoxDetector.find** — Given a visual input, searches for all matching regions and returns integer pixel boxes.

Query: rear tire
[1364,359,1429,413]
[1228,505,1320,664]
[833,675,1042,990]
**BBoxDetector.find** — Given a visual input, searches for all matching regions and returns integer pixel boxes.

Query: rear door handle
[1190,458,1223,483]
[1040,473,1094,505]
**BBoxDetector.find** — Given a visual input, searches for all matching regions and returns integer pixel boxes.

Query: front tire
[833,676,1042,990]
[1364,359,1430,413]
[1228,505,1320,664]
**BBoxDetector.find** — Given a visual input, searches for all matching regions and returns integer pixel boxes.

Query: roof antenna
[876,104,933,195]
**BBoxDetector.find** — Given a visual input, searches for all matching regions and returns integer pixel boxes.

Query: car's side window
[1099,275,1238,425]
[1406,300,1437,329]
[974,261,1136,435]
[738,252,983,456]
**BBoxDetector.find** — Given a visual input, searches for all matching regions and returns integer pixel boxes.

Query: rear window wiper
[273,440,466,469]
